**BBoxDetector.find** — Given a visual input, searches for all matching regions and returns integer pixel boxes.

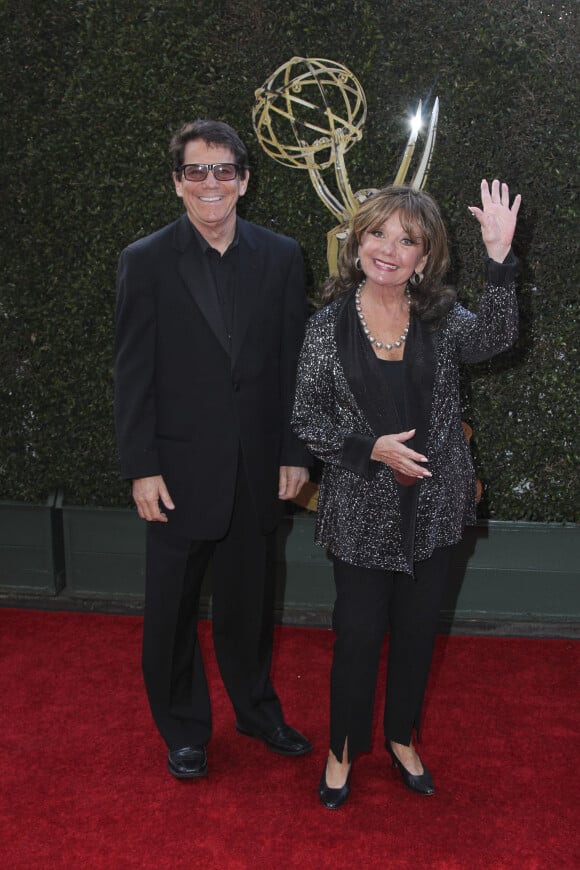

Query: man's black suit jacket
[114,213,310,539]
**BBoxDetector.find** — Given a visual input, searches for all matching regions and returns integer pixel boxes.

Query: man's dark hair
[170,119,249,179]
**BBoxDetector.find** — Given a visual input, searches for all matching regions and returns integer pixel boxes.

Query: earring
[410,271,424,286]
[355,256,362,270]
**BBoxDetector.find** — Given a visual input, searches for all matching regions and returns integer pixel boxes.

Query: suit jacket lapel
[173,215,231,356]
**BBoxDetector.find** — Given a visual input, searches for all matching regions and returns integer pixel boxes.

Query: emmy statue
[253,56,439,273]
[253,57,441,510]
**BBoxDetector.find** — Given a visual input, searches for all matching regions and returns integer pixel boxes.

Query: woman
[292,179,521,808]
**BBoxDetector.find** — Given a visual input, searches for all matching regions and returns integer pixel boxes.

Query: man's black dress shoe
[235,722,312,756]
[318,764,351,809]
[386,742,435,795]
[168,745,208,779]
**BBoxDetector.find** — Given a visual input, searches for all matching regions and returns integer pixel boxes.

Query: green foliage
[0,0,577,520]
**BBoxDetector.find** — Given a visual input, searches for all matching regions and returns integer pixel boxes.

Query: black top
[191,222,240,345]
[206,243,239,342]
[376,357,417,556]
[377,358,405,427]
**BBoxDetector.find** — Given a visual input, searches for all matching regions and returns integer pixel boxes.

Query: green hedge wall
[0,0,577,520]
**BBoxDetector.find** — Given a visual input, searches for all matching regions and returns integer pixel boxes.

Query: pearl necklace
[355,280,411,351]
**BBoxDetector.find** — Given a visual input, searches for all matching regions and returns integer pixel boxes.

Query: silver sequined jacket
[292,255,519,574]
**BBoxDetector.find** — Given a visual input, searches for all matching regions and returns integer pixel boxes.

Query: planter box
[59,507,329,608]
[52,506,580,630]
[0,494,64,595]
[62,504,147,598]
[61,504,215,606]
[442,520,580,624]
[274,516,580,627]
[273,514,333,616]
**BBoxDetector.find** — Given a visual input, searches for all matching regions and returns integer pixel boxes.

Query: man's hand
[132,475,175,522]
[278,466,310,500]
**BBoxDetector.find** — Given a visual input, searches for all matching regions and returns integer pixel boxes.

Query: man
[114,119,312,779]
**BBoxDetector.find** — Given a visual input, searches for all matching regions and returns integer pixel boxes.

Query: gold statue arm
[333,129,360,216]
[411,97,439,190]
[303,148,348,221]
[326,224,349,275]
[393,101,422,186]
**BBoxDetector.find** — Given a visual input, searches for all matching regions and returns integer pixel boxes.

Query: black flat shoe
[318,763,351,809]
[386,742,435,796]
[236,721,312,756]
[168,745,208,779]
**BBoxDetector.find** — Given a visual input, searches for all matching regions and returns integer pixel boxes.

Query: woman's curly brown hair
[321,185,456,324]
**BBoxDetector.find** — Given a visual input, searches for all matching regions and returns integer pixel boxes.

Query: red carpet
[0,609,578,869]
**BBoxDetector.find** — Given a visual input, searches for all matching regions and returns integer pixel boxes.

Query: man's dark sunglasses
[178,163,245,182]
